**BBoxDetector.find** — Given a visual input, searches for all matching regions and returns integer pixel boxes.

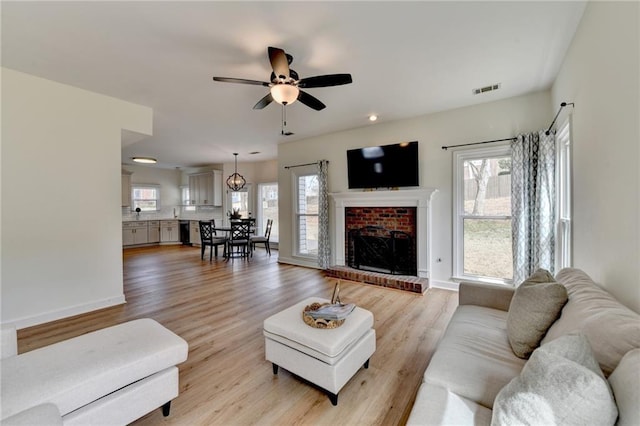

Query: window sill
[451,275,513,287]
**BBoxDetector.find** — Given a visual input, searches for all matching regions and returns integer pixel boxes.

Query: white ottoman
[263,297,376,405]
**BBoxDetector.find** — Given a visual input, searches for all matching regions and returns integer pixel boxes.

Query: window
[293,168,319,258]
[556,118,572,269]
[181,186,196,211]
[453,146,513,282]
[131,185,160,211]
[229,184,253,219]
[257,183,279,243]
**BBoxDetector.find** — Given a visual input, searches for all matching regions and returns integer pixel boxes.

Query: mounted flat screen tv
[347,141,419,189]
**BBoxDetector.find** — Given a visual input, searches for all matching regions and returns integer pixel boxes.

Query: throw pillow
[608,349,640,426]
[492,334,618,426]
[507,269,568,358]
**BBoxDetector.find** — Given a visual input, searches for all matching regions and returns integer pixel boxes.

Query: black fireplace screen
[347,226,416,275]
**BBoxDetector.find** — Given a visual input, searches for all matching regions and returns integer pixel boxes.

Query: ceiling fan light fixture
[131,157,157,164]
[226,153,246,192]
[270,83,299,105]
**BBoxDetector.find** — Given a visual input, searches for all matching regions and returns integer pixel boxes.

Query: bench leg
[328,392,338,406]
[272,363,279,375]
[162,401,171,417]
[364,358,370,369]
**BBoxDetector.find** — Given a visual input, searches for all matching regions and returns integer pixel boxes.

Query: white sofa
[407,268,640,425]
[0,318,188,425]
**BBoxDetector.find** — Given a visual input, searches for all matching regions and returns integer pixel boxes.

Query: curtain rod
[441,102,575,150]
[284,160,329,169]
[441,137,516,151]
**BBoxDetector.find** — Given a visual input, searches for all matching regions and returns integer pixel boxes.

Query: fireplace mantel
[330,188,437,279]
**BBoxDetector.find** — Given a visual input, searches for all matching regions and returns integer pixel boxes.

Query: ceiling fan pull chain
[281,104,285,135]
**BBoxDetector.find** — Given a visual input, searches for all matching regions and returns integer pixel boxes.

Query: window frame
[131,184,161,212]
[226,184,253,222]
[291,165,319,260]
[257,182,278,243]
[555,117,572,270]
[453,144,513,284]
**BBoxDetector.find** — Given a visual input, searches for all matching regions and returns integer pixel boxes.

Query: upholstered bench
[1,318,188,425]
[263,297,376,405]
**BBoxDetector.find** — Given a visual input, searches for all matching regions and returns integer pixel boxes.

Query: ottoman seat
[263,297,376,405]
[1,318,188,425]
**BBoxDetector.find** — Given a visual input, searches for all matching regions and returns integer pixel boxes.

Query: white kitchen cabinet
[148,220,160,243]
[160,220,180,243]
[188,171,223,206]
[122,221,148,246]
[121,172,132,207]
[189,220,201,245]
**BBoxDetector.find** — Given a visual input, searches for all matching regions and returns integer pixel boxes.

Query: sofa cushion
[407,383,492,426]
[608,349,640,426]
[542,268,640,376]
[507,269,568,358]
[423,305,526,409]
[0,318,188,419]
[492,334,618,426]
[1,404,62,426]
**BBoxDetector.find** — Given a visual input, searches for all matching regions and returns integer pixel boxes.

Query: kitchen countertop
[122,217,223,223]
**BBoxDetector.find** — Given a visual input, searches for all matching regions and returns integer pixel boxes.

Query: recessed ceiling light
[131,157,157,164]
[368,114,378,122]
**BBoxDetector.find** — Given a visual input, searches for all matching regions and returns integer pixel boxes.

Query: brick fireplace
[345,207,417,275]
[328,189,437,293]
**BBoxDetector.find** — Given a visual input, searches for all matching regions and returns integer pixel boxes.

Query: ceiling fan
[213,46,353,111]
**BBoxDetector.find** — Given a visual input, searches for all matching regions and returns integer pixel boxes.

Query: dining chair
[199,220,227,261]
[250,218,273,255]
[226,220,251,259]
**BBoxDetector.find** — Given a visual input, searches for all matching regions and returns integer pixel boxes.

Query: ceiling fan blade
[298,73,353,88]
[297,90,326,111]
[268,47,290,80]
[253,93,274,110]
[213,77,270,87]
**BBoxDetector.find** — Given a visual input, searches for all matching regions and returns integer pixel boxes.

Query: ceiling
[2,1,586,168]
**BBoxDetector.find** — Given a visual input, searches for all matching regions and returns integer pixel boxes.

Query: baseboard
[429,279,459,291]
[6,295,127,330]
[277,256,321,270]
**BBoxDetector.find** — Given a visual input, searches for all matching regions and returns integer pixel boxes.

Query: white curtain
[317,160,331,269]
[511,131,556,284]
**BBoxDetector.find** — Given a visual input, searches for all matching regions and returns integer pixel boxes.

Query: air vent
[473,83,501,95]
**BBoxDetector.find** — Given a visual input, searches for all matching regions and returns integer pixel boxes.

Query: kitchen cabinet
[188,171,223,206]
[189,221,201,245]
[148,220,160,243]
[122,221,148,246]
[212,170,223,206]
[121,171,132,207]
[160,220,180,243]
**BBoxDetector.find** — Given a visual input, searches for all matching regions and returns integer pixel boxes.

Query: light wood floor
[17,245,458,426]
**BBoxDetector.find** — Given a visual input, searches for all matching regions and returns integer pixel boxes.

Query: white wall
[123,163,182,213]
[1,68,153,328]
[278,91,552,283]
[552,1,639,312]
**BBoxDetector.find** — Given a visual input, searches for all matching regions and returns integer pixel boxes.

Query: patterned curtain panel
[317,160,331,269]
[511,131,556,284]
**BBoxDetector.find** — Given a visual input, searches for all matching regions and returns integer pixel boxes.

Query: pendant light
[226,153,246,191]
